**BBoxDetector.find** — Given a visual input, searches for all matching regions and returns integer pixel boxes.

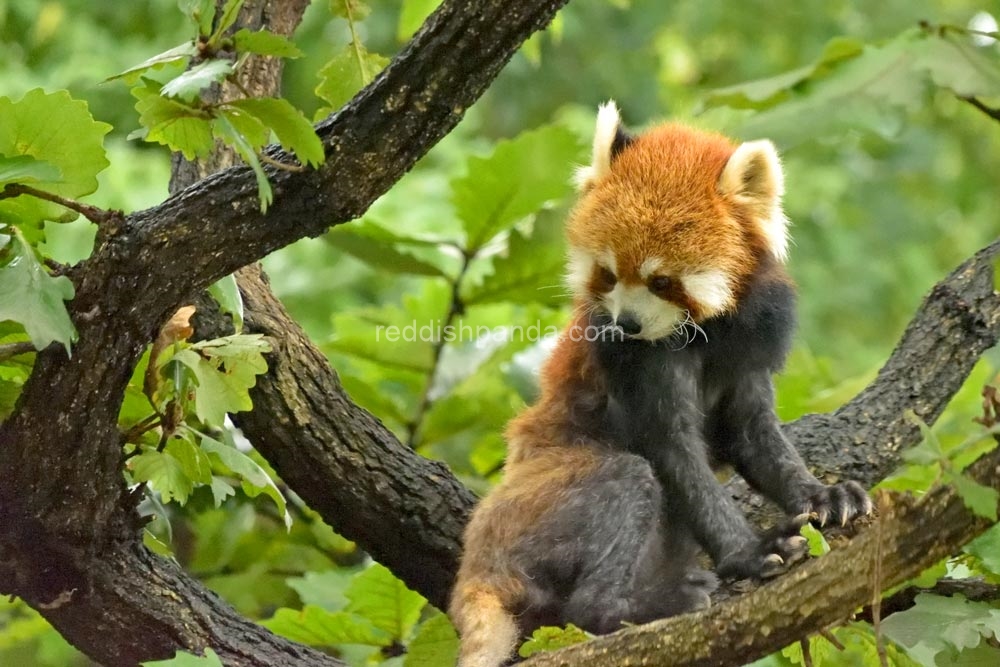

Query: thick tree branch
[521,446,1000,667]
[231,265,475,612]
[787,239,1000,486]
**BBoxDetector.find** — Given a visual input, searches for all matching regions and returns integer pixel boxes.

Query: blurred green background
[2,0,999,665]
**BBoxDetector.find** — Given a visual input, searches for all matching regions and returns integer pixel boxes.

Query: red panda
[449,102,872,667]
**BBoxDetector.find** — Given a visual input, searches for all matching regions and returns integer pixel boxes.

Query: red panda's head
[566,101,789,341]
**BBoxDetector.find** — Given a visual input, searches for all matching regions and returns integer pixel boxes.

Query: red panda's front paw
[715,514,811,581]
[801,481,873,527]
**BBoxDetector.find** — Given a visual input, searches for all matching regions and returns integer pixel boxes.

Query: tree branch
[231,265,475,611]
[787,239,1000,486]
[0,183,118,226]
[961,96,1000,123]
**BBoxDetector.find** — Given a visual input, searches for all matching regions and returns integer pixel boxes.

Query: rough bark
[231,266,475,612]
[789,239,1000,485]
[0,0,568,664]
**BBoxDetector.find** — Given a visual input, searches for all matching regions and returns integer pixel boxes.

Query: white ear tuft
[718,140,789,262]
[573,101,622,191]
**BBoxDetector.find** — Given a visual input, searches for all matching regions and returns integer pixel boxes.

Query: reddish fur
[569,123,775,313]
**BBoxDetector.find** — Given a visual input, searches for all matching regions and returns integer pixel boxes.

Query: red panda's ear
[718,140,789,262]
[573,101,633,191]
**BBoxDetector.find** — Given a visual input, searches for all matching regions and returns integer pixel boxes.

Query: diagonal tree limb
[788,238,1000,486]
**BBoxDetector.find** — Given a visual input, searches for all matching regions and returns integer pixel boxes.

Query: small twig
[818,628,845,651]
[122,414,163,444]
[0,341,36,362]
[259,153,306,173]
[0,183,117,225]
[42,257,70,276]
[871,492,889,667]
[800,638,813,667]
[405,251,473,449]
[961,96,1000,123]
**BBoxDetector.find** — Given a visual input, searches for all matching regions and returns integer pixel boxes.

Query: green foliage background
[1,0,999,665]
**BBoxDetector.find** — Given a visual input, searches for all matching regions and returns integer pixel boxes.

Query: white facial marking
[573,101,622,191]
[682,270,734,316]
[639,257,663,280]
[597,250,617,275]
[565,248,595,298]
[605,283,683,341]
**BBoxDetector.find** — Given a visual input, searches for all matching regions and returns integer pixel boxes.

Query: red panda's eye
[596,266,617,290]
[648,276,672,294]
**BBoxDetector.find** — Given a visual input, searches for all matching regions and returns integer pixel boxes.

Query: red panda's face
[565,103,788,342]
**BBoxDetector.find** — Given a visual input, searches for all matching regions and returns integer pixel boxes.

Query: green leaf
[220,106,271,151]
[141,648,223,667]
[704,36,864,110]
[345,563,426,641]
[129,448,195,505]
[132,82,214,160]
[784,623,920,667]
[262,606,390,647]
[0,232,76,353]
[142,529,173,557]
[178,0,215,37]
[462,228,567,306]
[732,30,927,148]
[233,28,303,58]
[0,155,62,186]
[800,523,830,556]
[212,112,273,211]
[404,613,459,667]
[326,225,448,277]
[330,0,371,20]
[945,470,999,520]
[210,0,246,44]
[198,432,291,528]
[106,42,198,83]
[287,570,357,611]
[170,333,270,426]
[161,59,235,102]
[226,98,324,167]
[315,44,390,114]
[167,435,213,485]
[0,89,111,226]
[208,274,244,331]
[451,125,581,252]
[881,594,1000,665]
[902,409,946,465]
[918,33,1000,98]
[209,477,236,507]
[518,624,591,658]
[397,0,439,40]
[964,522,1000,576]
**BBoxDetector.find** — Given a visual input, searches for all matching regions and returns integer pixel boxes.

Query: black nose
[616,313,642,336]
